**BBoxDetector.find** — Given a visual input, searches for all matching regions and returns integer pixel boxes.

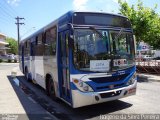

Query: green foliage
[6,37,18,54]
[118,0,160,49]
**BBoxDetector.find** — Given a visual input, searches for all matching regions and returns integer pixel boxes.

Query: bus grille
[89,74,129,83]
[96,83,125,90]
[100,90,122,98]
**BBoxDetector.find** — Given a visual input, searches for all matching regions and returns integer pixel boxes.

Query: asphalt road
[1,63,160,120]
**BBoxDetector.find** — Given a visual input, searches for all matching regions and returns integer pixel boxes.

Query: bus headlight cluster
[73,79,94,92]
[126,73,137,85]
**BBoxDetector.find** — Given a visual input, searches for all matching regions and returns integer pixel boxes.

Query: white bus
[19,11,137,108]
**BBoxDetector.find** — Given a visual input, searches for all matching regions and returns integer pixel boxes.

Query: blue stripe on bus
[70,82,77,90]
[70,66,136,92]
[86,67,136,92]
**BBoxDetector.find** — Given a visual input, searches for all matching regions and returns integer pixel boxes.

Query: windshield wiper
[89,26,104,38]
[89,26,109,44]
[113,28,125,41]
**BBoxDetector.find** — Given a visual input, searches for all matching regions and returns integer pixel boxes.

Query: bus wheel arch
[45,74,57,100]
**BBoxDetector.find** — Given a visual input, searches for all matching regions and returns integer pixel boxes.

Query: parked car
[136,55,154,61]
[142,55,154,61]
[7,53,15,60]
[0,54,18,63]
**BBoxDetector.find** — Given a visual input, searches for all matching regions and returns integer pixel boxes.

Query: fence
[136,60,160,74]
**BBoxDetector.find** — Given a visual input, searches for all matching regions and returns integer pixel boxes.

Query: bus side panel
[34,56,45,88]
[44,55,59,96]
[29,41,35,80]
[23,41,30,75]
[30,56,35,80]
[24,56,30,74]
[43,26,59,97]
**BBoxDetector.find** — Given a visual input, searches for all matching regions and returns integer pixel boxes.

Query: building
[136,41,159,60]
[137,42,150,52]
[0,33,9,55]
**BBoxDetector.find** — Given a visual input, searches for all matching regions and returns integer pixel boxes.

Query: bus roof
[21,11,128,43]
[71,10,127,18]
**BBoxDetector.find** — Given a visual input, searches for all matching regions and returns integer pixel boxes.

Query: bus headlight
[127,73,137,85]
[73,79,94,92]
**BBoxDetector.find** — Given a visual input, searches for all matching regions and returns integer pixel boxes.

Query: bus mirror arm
[68,35,74,49]
[68,23,74,31]
[68,23,74,49]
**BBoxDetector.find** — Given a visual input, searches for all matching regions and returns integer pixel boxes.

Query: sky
[0,0,159,40]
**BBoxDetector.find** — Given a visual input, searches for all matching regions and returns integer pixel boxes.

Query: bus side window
[24,41,30,57]
[35,34,44,56]
[30,41,36,56]
[45,27,57,56]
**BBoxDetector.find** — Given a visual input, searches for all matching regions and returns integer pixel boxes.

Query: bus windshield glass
[73,28,135,72]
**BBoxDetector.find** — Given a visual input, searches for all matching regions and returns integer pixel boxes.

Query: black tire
[48,77,57,100]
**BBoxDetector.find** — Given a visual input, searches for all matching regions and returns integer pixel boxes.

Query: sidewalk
[0,63,57,120]
[0,63,26,114]
[137,73,160,82]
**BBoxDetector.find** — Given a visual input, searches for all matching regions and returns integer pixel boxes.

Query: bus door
[59,30,71,103]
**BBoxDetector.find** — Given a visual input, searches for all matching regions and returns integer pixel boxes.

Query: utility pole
[15,16,25,48]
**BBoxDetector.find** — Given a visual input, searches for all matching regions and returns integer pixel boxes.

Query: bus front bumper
[72,80,137,108]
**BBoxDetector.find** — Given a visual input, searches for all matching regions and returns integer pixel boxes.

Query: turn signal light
[73,79,79,83]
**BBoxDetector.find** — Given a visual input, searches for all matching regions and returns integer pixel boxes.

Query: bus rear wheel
[48,77,57,100]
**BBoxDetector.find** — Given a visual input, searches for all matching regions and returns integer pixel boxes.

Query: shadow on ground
[137,75,149,83]
[8,75,133,120]
[7,76,56,120]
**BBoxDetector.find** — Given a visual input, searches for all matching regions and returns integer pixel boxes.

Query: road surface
[0,63,160,120]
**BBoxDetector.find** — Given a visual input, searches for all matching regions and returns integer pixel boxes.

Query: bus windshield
[73,28,135,72]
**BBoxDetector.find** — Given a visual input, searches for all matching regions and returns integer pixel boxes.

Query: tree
[6,37,18,54]
[118,0,160,49]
